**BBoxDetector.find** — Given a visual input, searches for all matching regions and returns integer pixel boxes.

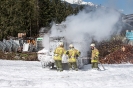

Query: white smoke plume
[49,7,121,56]
[42,34,49,50]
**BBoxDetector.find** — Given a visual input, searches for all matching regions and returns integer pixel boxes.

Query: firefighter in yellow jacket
[90,43,99,69]
[53,42,66,71]
[66,44,80,71]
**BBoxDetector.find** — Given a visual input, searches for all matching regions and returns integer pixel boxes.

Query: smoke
[42,34,49,50]
[50,24,65,37]
[49,7,122,56]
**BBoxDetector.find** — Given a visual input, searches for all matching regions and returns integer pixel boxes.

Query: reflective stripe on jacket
[66,48,80,62]
[91,48,99,63]
[53,47,66,60]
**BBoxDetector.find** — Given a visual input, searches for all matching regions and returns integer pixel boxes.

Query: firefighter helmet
[69,44,74,48]
[90,43,95,47]
[59,42,64,47]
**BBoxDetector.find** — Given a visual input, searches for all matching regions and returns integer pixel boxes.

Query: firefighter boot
[75,68,78,71]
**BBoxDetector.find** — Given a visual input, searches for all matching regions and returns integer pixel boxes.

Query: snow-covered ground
[0,59,133,88]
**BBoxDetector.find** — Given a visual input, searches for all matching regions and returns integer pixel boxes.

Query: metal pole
[99,61,105,70]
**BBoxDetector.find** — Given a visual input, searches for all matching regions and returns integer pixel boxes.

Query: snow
[64,0,94,6]
[81,1,94,6]
[0,59,133,88]
[64,0,77,4]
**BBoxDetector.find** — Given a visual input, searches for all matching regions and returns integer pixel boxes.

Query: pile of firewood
[99,45,133,64]
[97,39,123,58]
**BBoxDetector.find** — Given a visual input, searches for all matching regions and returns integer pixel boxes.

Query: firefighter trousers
[55,60,63,71]
[91,62,98,68]
[68,62,78,70]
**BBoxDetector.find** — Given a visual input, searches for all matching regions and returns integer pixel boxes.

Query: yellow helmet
[69,44,74,48]
[90,43,95,47]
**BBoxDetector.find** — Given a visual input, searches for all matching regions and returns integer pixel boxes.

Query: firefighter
[90,43,99,69]
[66,44,80,71]
[53,42,66,71]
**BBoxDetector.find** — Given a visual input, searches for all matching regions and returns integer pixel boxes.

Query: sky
[84,0,133,14]
[0,59,133,88]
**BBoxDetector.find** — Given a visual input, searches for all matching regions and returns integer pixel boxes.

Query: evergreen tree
[0,0,82,39]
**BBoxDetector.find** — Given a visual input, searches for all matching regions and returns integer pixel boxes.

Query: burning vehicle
[37,24,90,69]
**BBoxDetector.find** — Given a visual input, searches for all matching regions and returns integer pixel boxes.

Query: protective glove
[76,54,79,58]
[94,56,98,60]
[54,54,58,56]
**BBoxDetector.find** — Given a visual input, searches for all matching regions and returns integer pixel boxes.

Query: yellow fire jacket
[91,48,99,63]
[53,47,66,60]
[66,48,80,62]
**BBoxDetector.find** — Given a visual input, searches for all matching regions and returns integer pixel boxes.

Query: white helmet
[90,43,95,47]
[59,42,63,46]
[69,44,74,48]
